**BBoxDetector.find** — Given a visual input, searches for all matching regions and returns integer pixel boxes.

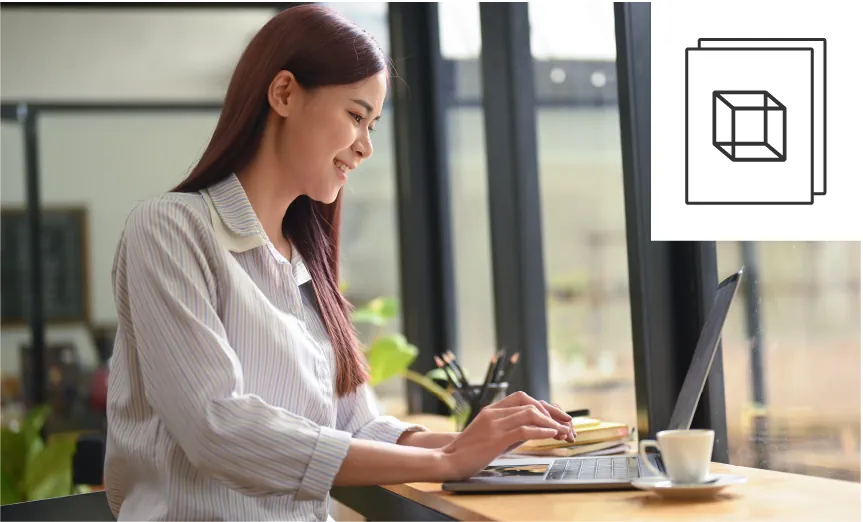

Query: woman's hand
[436,391,576,482]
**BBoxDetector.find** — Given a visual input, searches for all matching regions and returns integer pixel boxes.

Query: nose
[353,132,374,161]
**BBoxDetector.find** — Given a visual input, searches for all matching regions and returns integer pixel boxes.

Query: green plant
[351,296,469,426]
[1,405,79,505]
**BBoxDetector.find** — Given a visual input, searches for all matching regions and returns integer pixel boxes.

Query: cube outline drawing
[712,90,787,162]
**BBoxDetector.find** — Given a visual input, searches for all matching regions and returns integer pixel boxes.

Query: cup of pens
[435,350,519,431]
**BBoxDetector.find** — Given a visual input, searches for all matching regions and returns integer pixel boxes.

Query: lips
[334,159,353,174]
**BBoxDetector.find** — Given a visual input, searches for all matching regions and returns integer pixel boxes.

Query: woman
[105,5,575,521]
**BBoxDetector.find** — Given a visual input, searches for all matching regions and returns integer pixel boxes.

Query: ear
[267,70,296,118]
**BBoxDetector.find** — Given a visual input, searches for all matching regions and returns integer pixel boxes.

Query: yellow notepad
[520,420,631,450]
[514,439,628,457]
[571,416,602,429]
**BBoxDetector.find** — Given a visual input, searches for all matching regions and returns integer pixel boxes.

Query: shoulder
[121,191,214,256]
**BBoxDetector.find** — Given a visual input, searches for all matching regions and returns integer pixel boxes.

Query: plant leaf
[23,433,77,501]
[0,428,26,488]
[26,436,45,468]
[368,297,399,319]
[350,307,386,327]
[401,369,456,411]
[21,405,50,443]
[425,367,450,383]
[1,468,21,505]
[424,367,463,387]
[351,297,399,326]
[365,334,418,386]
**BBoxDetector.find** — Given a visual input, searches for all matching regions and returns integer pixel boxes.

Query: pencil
[435,355,461,390]
[444,351,469,386]
[499,352,520,384]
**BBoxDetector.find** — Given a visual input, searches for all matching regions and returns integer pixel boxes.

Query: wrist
[397,430,459,449]
[431,449,456,483]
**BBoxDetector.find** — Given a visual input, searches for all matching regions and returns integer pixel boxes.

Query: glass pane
[529,2,637,428]
[0,112,222,431]
[717,241,861,482]
[1,121,28,419]
[438,1,498,388]
[0,8,274,101]
[324,2,390,54]
[314,2,405,418]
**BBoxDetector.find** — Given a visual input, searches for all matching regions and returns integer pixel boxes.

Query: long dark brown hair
[173,4,387,397]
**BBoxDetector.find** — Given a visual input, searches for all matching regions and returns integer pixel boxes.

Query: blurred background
[0,1,859,509]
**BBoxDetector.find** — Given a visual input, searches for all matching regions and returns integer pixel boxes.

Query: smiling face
[266,70,387,204]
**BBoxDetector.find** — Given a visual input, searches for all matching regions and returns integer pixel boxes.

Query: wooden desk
[331,415,861,521]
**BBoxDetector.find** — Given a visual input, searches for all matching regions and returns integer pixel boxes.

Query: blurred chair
[0,492,114,521]
[73,433,106,486]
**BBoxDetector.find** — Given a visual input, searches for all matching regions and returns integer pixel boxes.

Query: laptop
[442,267,744,493]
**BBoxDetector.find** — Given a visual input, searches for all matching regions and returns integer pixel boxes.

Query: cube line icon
[712,90,787,162]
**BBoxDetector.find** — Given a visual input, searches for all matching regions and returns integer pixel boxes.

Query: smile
[334,159,352,174]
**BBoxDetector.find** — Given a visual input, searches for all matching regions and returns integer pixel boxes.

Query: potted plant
[1,405,81,505]
[351,296,469,427]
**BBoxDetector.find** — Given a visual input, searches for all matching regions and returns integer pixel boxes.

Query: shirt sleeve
[117,197,351,501]
[335,383,429,445]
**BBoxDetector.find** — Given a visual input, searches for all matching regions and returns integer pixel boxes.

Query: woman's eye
[350,113,363,124]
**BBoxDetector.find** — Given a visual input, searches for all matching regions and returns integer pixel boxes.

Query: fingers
[540,400,572,425]
[484,392,576,442]
[480,407,567,441]
[511,426,560,444]
[497,405,573,441]
[541,400,577,442]
[494,391,552,417]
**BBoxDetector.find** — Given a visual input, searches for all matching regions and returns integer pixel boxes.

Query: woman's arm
[333,438,449,486]
[335,384,431,444]
[396,431,459,449]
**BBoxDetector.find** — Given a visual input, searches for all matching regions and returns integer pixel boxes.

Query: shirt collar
[202,173,311,285]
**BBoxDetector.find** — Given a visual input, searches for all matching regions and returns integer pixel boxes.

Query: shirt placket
[274,257,333,397]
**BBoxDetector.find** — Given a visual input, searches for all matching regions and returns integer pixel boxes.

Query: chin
[308,189,341,205]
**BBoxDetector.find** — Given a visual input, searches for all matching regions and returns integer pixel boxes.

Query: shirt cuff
[355,415,430,445]
[295,426,353,502]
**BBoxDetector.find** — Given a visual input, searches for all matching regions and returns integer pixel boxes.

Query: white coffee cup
[639,429,715,484]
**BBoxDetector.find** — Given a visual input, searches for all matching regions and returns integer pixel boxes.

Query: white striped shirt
[105,173,428,521]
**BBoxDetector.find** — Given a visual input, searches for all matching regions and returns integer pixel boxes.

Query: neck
[236,160,299,249]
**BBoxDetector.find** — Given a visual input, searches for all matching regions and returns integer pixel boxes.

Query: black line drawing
[712,90,786,162]
[685,40,824,206]
[699,38,827,195]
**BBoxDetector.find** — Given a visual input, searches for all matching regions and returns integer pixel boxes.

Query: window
[438,1,499,387]
[322,2,406,418]
[528,2,637,427]
[716,241,861,482]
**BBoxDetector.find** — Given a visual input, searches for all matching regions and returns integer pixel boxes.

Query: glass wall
[324,1,407,419]
[716,241,861,482]
[529,2,637,427]
[438,1,498,386]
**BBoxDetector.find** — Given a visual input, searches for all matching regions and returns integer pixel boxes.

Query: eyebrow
[351,99,381,121]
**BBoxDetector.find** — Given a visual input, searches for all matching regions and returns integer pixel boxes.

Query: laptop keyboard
[545,456,640,481]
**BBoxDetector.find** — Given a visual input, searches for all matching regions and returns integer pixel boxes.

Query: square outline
[698,38,827,196]
[711,90,787,161]
[685,46,815,205]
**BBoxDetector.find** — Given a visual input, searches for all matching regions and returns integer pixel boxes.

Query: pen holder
[451,382,509,431]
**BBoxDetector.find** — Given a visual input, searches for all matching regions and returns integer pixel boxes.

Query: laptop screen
[666,268,743,431]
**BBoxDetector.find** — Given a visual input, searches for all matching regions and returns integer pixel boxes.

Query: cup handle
[638,440,665,477]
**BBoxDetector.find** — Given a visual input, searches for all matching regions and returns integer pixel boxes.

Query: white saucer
[631,474,747,500]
